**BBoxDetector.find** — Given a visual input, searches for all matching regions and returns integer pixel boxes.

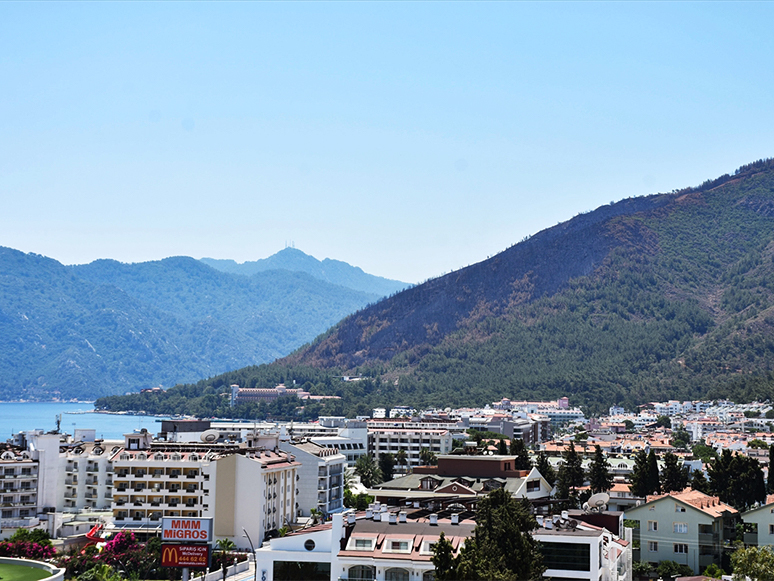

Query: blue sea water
[0,402,172,441]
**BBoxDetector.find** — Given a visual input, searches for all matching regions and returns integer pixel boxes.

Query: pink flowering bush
[0,539,56,560]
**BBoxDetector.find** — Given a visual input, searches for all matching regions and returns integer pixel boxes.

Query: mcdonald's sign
[161,544,210,568]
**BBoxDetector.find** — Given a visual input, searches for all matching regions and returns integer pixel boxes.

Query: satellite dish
[587,492,610,511]
[200,429,219,443]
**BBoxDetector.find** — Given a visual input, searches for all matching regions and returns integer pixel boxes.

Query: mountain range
[0,248,404,401]
[95,158,774,417]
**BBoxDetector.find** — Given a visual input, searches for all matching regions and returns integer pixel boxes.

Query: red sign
[161,544,210,568]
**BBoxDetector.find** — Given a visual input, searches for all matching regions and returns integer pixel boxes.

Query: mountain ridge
[0,248,395,400]
[200,247,409,297]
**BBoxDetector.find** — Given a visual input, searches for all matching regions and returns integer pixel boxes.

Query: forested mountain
[200,247,408,297]
[0,251,383,401]
[96,158,774,417]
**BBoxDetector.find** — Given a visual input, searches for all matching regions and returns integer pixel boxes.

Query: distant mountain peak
[200,248,408,298]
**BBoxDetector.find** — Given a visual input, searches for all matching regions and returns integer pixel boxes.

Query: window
[674,544,689,554]
[769,524,774,535]
[390,541,409,552]
[675,503,686,513]
[648,521,658,532]
[648,542,658,552]
[674,523,688,534]
[527,480,541,493]
[353,538,373,550]
[541,542,591,571]
[385,569,409,581]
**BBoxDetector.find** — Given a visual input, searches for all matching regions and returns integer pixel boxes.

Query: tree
[396,448,408,474]
[629,450,652,498]
[731,545,774,581]
[498,439,508,455]
[510,438,533,470]
[748,439,769,449]
[703,563,724,579]
[655,415,671,429]
[379,453,395,482]
[646,450,661,495]
[431,532,456,581]
[561,441,585,491]
[433,488,544,581]
[660,452,689,493]
[623,419,635,432]
[354,454,383,488]
[670,427,691,450]
[632,561,653,580]
[768,444,774,494]
[535,451,556,488]
[691,469,710,494]
[709,450,766,511]
[693,441,719,463]
[419,448,437,466]
[588,445,613,494]
[657,560,693,578]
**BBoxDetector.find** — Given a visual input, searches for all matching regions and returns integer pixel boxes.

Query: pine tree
[660,452,689,493]
[510,438,533,470]
[690,469,710,494]
[561,441,585,491]
[647,450,661,495]
[433,488,545,581]
[629,449,651,498]
[588,445,613,494]
[535,451,557,488]
[498,439,508,455]
[768,446,774,494]
[378,453,395,482]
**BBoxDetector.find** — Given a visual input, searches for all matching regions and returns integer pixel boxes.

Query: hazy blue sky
[2,2,773,283]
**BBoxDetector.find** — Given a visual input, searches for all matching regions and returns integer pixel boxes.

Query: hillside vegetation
[96,159,774,417]
[0,251,385,400]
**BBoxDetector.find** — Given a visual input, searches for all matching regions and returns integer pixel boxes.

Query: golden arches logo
[162,546,180,565]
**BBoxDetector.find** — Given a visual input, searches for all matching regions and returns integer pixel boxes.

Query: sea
[0,402,173,441]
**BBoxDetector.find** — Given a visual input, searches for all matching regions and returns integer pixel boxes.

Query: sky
[1,2,773,284]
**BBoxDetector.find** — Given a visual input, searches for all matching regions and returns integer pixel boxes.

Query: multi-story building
[109,428,299,548]
[368,426,453,469]
[255,509,474,581]
[279,441,345,517]
[627,489,738,574]
[533,515,631,581]
[0,446,39,535]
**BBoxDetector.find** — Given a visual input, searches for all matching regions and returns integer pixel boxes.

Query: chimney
[536,516,544,527]
[389,512,397,524]
[451,513,459,525]
[347,513,356,525]
[373,512,381,522]
[429,514,438,525]
[366,509,373,519]
[399,511,407,523]
[561,511,569,520]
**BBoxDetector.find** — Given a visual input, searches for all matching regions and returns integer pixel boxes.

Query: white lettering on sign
[161,518,213,543]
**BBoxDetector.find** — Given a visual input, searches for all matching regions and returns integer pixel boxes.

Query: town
[3,391,774,581]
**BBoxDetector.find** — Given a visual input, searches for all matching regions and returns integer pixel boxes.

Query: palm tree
[354,454,383,488]
[419,448,437,466]
[396,449,409,474]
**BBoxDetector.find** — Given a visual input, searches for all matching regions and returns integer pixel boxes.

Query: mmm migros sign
[161,517,213,542]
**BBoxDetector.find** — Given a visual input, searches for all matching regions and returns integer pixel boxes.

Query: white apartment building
[368,427,453,468]
[0,447,39,535]
[61,438,118,512]
[280,441,345,517]
[109,429,299,548]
